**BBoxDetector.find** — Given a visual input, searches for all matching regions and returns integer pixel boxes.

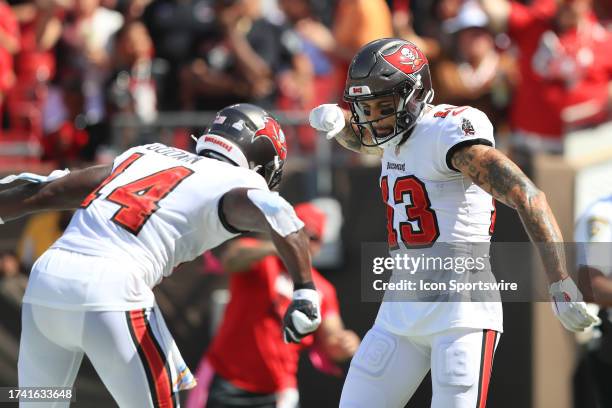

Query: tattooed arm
[451,144,567,282]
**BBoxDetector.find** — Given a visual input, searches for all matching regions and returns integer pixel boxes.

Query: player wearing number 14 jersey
[309,38,600,408]
[0,104,323,408]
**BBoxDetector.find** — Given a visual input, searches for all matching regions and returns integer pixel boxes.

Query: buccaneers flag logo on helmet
[253,116,287,161]
[382,44,427,75]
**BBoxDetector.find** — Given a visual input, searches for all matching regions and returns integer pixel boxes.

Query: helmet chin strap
[377,127,410,149]
[378,95,431,149]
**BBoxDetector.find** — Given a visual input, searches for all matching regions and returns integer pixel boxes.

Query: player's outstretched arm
[451,145,600,331]
[309,104,383,156]
[219,239,277,273]
[0,165,111,223]
[220,188,321,342]
[451,145,565,279]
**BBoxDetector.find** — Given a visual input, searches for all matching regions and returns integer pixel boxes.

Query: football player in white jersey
[0,104,321,408]
[309,38,600,408]
[574,195,612,407]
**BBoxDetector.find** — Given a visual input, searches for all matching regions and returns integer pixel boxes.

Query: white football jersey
[23,143,269,310]
[375,104,503,335]
[575,195,612,321]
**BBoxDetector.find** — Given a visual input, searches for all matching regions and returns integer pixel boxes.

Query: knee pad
[350,327,397,378]
[433,340,478,388]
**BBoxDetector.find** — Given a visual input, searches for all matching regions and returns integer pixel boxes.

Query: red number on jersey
[81,152,143,208]
[106,166,194,234]
[489,199,497,235]
[381,176,399,250]
[81,153,194,235]
[433,106,468,119]
[381,175,440,248]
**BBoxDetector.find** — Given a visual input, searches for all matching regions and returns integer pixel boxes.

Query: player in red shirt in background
[186,203,360,408]
[478,0,612,170]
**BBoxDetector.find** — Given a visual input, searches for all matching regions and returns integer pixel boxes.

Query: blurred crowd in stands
[0,0,609,170]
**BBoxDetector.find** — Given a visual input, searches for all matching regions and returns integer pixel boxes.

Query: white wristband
[293,288,319,304]
[0,216,4,225]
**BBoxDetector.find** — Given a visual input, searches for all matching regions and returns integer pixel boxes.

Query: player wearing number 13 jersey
[0,104,324,408]
[309,38,599,408]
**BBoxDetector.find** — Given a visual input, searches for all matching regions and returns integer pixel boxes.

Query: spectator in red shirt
[11,0,65,85]
[479,0,612,170]
[186,202,359,408]
[0,0,20,129]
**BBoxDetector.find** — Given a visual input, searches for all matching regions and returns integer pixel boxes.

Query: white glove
[309,104,346,139]
[283,287,321,343]
[549,277,601,332]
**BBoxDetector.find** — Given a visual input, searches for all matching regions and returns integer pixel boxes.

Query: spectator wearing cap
[433,1,517,136]
[478,0,612,171]
[186,202,359,408]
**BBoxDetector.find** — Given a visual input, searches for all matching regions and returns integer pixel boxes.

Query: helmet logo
[382,44,427,75]
[349,85,372,96]
[232,119,246,131]
[253,116,287,161]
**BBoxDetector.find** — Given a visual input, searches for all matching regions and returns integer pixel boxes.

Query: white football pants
[340,324,500,408]
[18,303,180,408]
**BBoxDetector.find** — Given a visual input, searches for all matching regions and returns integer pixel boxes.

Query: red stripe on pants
[129,310,174,408]
[478,330,497,408]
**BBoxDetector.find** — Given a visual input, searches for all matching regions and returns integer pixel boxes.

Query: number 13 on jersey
[381,175,440,249]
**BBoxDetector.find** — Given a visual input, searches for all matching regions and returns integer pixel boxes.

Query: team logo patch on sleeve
[461,118,475,136]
